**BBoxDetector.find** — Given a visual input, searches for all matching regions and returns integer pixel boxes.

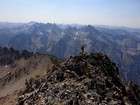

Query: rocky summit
[18,53,140,105]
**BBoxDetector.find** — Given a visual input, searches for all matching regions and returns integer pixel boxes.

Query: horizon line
[0,21,140,29]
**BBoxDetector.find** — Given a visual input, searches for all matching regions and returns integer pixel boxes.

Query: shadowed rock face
[18,53,140,105]
[0,47,21,65]
[0,47,34,66]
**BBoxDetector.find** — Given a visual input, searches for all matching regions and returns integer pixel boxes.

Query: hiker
[81,45,85,54]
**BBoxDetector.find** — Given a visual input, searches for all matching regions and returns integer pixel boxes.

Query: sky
[0,0,140,28]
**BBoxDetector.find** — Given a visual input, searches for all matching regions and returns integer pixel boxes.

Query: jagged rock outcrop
[0,47,34,66]
[18,53,140,105]
[0,47,20,65]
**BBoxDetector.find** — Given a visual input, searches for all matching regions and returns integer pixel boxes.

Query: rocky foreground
[18,53,140,105]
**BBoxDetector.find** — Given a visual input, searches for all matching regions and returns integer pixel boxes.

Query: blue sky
[0,0,140,28]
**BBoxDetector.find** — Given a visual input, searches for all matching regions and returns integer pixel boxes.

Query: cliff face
[18,53,140,105]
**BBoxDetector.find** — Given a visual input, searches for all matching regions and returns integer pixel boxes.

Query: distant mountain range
[0,22,140,85]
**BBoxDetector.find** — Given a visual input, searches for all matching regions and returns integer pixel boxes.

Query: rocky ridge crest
[18,53,140,105]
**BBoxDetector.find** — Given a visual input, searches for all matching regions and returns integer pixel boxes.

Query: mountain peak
[83,25,99,33]
[18,53,140,105]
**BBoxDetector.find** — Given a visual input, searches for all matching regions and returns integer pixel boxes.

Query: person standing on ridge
[81,45,85,54]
